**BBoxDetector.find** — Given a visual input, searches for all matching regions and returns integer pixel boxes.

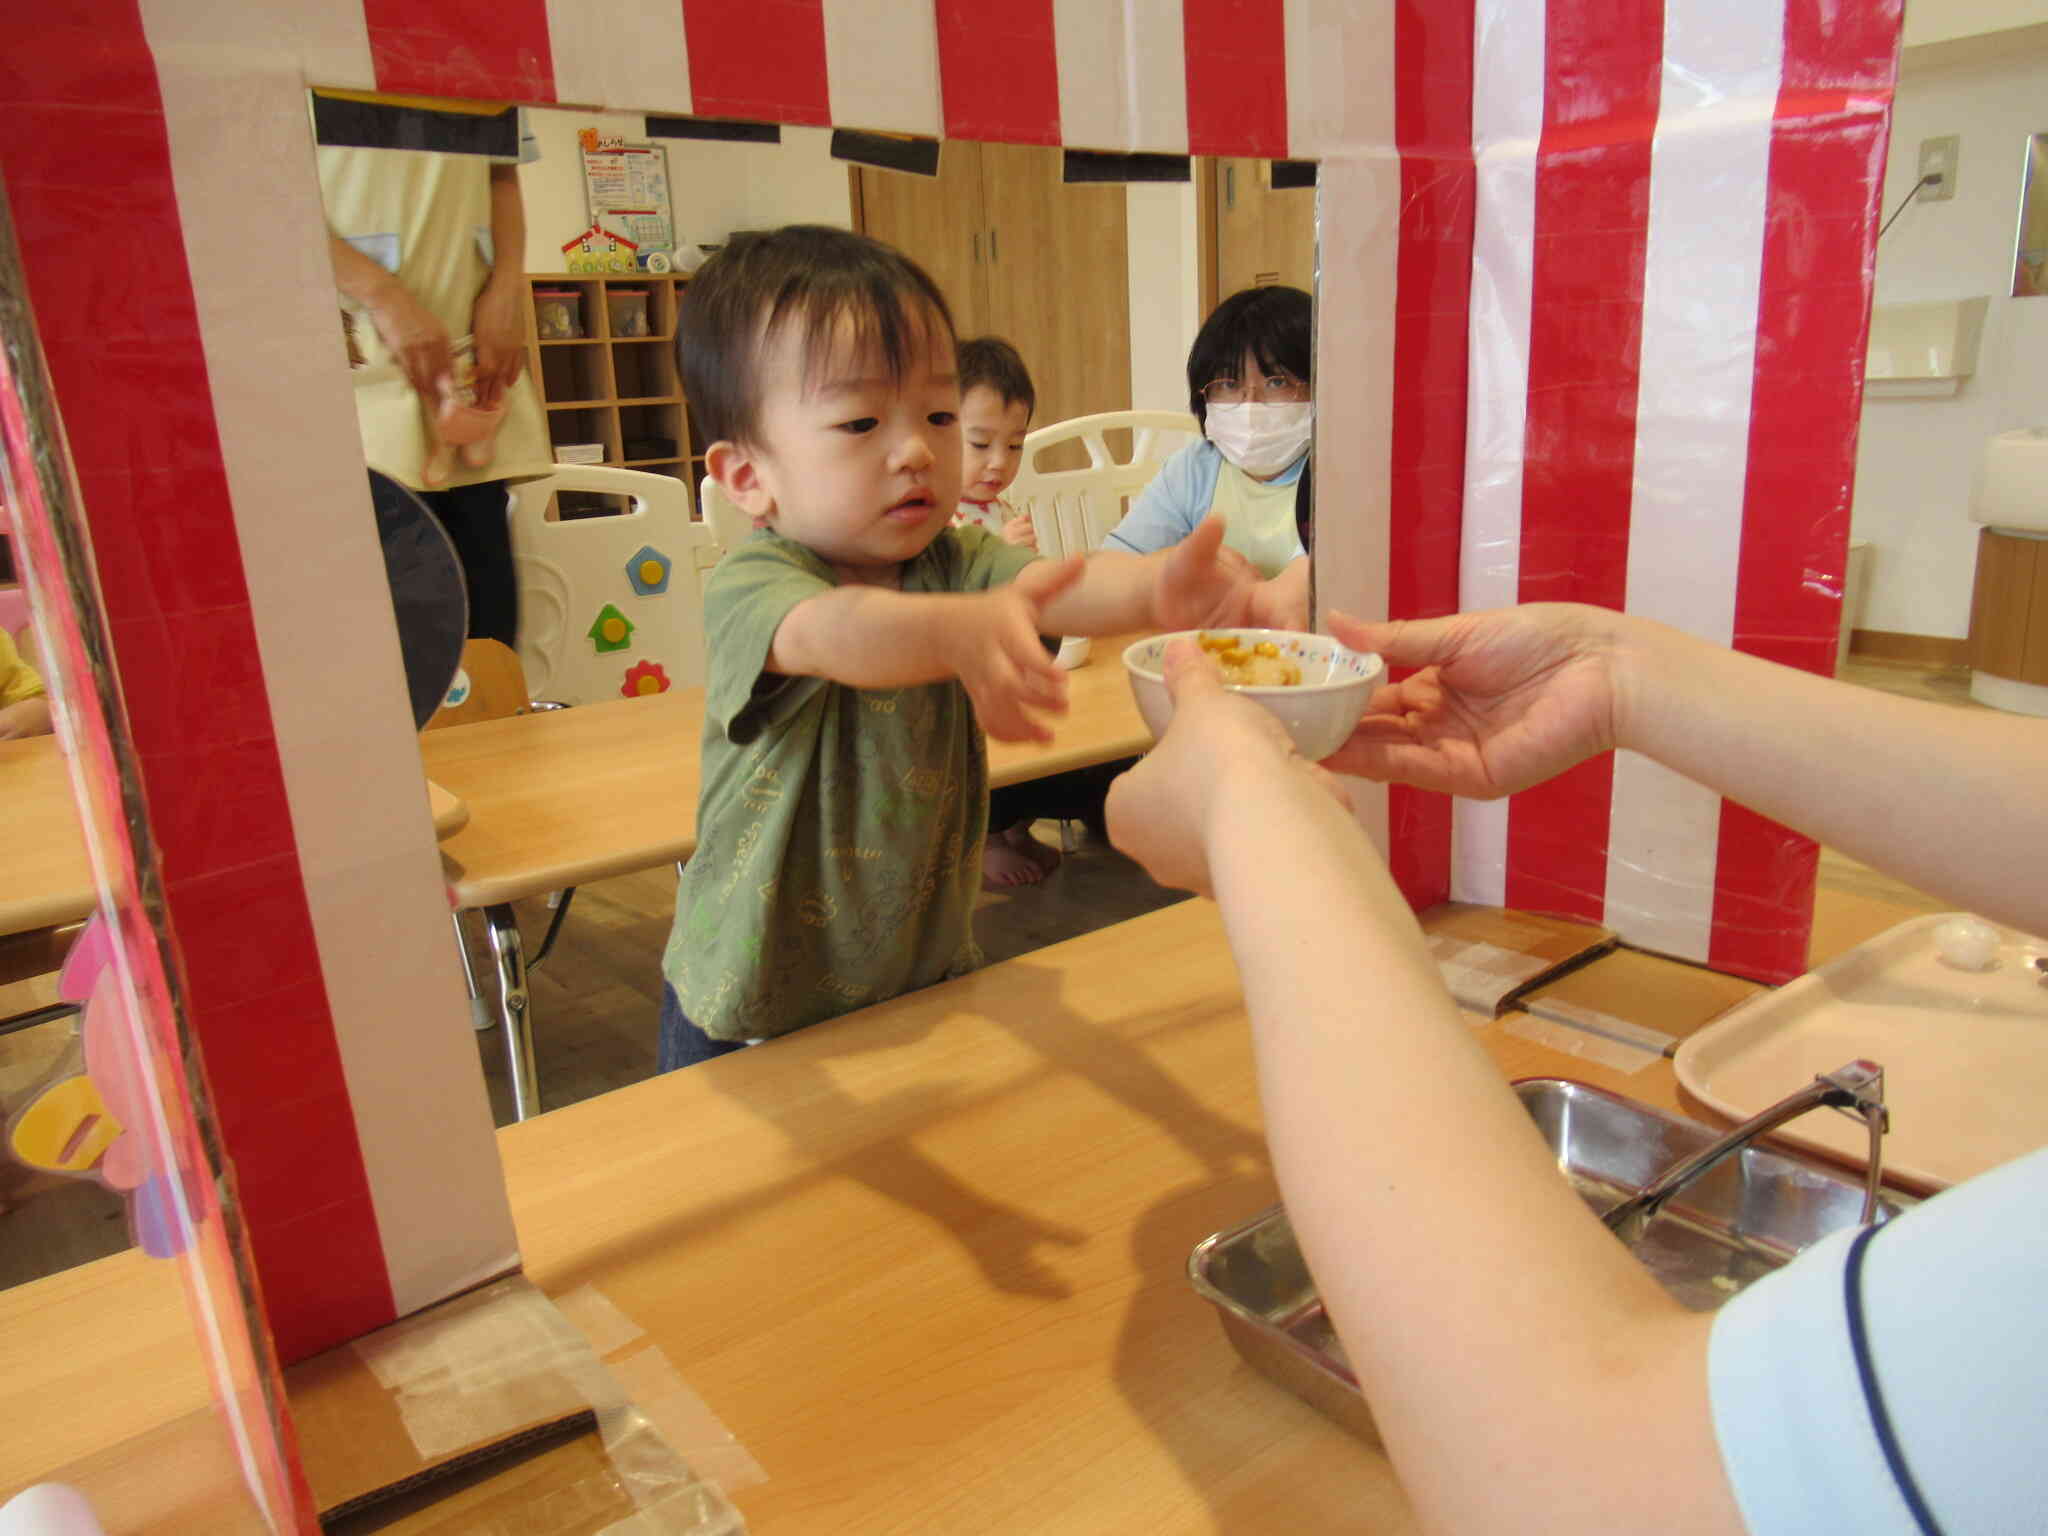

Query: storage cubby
[538,343,610,405]
[525,273,694,496]
[610,340,676,404]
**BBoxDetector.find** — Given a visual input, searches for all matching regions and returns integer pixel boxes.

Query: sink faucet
[1602,1060,1890,1247]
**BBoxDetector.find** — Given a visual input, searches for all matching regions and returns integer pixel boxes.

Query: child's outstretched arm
[1036,516,1290,635]
[767,558,1085,743]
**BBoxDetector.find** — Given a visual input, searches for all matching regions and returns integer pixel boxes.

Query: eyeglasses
[1200,372,1310,406]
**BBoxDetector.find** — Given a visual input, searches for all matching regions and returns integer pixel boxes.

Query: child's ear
[707,440,776,528]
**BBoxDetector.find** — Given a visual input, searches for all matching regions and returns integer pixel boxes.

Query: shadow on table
[537,942,1269,1306]
[1106,1184,1419,1533]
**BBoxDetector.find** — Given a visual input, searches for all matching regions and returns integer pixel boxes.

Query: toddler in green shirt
[658,225,1298,1069]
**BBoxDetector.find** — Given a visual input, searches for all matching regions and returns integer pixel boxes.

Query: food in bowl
[1197,631,1302,687]
[1123,629,1385,762]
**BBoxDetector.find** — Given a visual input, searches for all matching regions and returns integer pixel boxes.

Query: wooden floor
[0,653,1991,1287]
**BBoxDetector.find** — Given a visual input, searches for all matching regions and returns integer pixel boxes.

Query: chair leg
[482,902,540,1121]
[451,911,492,1032]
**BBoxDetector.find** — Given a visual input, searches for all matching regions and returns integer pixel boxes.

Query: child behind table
[657,225,1275,1070]
[950,336,1038,552]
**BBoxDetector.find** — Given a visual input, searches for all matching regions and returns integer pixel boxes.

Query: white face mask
[1204,401,1313,479]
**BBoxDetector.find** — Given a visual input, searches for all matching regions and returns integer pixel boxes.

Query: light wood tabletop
[1,734,467,939]
[419,634,1155,909]
[0,734,92,937]
[0,893,1924,1530]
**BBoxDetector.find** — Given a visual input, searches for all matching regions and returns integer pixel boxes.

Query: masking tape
[351,1277,755,1533]
[1428,936,1553,1013]
[606,1344,768,1493]
[556,1283,648,1358]
[1502,1010,1664,1075]
[1524,998,1677,1057]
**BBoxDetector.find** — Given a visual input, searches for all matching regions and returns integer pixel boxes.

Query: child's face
[959,385,1031,503]
[714,306,963,584]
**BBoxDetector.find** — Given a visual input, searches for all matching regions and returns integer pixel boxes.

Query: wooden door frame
[1195,156,1219,322]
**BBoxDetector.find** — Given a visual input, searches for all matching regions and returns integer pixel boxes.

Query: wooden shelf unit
[524,274,693,495]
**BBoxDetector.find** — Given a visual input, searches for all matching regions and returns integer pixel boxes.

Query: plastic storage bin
[533,288,584,340]
[606,287,650,338]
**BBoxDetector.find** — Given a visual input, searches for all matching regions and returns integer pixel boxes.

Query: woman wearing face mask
[1103,286,1313,612]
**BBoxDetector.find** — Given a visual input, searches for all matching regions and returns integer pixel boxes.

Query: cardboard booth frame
[0,0,1898,1517]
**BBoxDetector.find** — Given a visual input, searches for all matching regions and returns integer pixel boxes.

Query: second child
[659,225,1292,1068]
[952,336,1038,551]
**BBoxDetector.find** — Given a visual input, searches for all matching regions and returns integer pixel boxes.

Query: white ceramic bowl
[1123,630,1385,761]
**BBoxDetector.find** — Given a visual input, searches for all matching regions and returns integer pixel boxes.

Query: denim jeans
[657,982,750,1072]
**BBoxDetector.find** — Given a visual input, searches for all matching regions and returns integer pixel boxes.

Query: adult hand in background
[364,281,453,401]
[468,277,527,410]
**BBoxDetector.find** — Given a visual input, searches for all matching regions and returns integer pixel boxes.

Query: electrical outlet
[1918,134,1960,201]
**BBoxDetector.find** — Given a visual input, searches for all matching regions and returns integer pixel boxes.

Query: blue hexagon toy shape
[625,545,672,596]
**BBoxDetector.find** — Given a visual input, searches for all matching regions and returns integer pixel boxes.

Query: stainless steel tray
[1187,1077,1919,1445]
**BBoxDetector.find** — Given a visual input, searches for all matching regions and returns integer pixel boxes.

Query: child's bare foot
[981,821,1061,890]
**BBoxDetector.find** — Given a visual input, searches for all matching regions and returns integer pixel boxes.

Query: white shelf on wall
[1865,296,1990,398]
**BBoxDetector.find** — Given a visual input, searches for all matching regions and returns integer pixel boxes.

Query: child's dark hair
[956,335,1036,419]
[1184,284,1312,427]
[679,225,955,446]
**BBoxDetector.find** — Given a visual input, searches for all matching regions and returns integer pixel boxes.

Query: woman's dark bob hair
[1184,284,1312,427]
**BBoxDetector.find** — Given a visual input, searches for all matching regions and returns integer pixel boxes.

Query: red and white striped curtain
[0,0,1898,1378]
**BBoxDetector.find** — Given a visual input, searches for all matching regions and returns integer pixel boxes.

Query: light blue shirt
[1707,1143,2047,1533]
[1102,440,1306,570]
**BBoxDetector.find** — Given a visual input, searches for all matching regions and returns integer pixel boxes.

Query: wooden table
[0,735,94,938]
[2,736,467,940]
[418,638,1156,1120]
[0,893,1924,1532]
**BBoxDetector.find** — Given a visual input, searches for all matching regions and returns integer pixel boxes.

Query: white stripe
[139,0,374,85]
[1453,0,1545,908]
[1605,0,1782,958]
[824,0,941,137]
[1121,0,1190,154]
[1311,145,1399,853]
[1055,0,1186,153]
[1607,752,1727,956]
[1284,0,1393,159]
[136,16,520,1314]
[547,0,693,119]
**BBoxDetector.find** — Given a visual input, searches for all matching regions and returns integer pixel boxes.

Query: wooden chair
[422,637,531,730]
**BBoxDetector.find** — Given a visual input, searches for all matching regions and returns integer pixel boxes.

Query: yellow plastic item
[10,1075,122,1173]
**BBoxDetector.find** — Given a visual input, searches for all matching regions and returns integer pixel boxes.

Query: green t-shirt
[663,526,1039,1041]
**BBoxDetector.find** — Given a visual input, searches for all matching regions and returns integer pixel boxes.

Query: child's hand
[1001,512,1038,550]
[951,555,1084,743]
[1150,516,1265,631]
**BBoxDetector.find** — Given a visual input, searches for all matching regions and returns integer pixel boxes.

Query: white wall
[1852,27,2048,638]
[1904,0,2048,48]
[523,106,1197,417]
[519,107,851,274]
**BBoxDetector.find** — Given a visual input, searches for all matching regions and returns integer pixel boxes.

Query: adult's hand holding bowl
[1123,629,1384,761]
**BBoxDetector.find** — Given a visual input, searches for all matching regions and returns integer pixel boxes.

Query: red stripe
[935,0,1061,145]
[1386,0,1475,911]
[1184,0,1289,159]
[0,1,395,1366]
[684,0,832,127]
[1709,0,1900,982]
[364,0,556,103]
[1504,0,1662,924]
